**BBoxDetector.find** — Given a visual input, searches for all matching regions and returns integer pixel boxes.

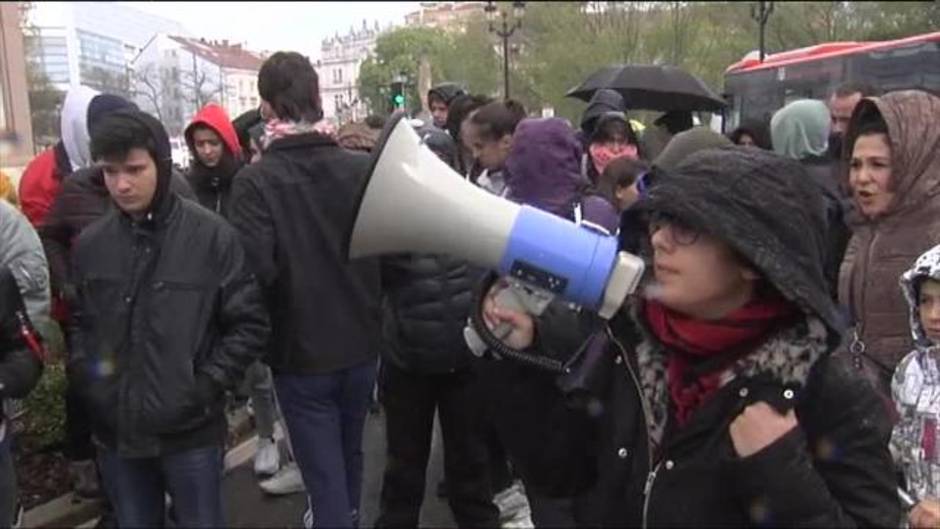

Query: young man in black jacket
[230,52,381,529]
[68,110,270,528]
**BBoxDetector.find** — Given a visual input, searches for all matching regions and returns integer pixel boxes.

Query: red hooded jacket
[184,104,242,160]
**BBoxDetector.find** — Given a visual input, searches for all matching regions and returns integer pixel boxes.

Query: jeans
[243,361,278,439]
[275,360,376,529]
[97,445,224,528]
[375,361,499,528]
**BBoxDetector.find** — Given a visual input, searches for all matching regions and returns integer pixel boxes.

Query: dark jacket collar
[266,132,337,153]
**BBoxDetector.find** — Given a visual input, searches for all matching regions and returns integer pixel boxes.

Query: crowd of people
[0,48,937,529]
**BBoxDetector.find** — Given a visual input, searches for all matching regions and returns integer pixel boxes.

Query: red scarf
[644,296,797,426]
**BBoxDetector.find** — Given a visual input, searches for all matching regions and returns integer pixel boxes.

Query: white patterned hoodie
[892,244,940,503]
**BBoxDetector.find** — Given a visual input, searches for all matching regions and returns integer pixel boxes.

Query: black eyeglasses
[647,212,701,246]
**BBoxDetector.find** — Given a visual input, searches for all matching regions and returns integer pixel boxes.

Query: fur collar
[625,304,830,447]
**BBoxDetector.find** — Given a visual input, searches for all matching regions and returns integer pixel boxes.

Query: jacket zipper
[849,229,877,370]
[606,325,658,528]
[642,461,663,528]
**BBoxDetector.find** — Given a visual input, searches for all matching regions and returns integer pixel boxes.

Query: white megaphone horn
[345,113,645,368]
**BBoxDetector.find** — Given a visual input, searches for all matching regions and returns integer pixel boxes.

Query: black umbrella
[566,64,727,112]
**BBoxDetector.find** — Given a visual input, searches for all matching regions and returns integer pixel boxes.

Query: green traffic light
[394,94,405,106]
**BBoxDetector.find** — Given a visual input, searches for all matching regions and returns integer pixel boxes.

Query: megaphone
[346,113,645,368]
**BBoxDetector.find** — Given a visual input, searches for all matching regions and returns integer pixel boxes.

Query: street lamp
[485,1,525,100]
[750,1,774,63]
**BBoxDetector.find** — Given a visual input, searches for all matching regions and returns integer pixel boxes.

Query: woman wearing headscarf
[771,99,851,300]
[839,90,940,398]
[479,147,899,527]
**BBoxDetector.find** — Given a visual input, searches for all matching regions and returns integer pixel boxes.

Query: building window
[333,68,342,84]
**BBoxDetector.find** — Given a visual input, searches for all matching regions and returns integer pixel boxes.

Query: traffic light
[390,81,405,111]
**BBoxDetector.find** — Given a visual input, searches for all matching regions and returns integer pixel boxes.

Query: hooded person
[427,82,467,129]
[892,244,940,529]
[582,112,642,185]
[839,90,940,397]
[505,117,619,234]
[18,86,99,227]
[184,104,244,217]
[578,89,627,145]
[642,110,694,160]
[232,108,263,156]
[771,99,851,300]
[479,146,899,527]
[66,109,269,527]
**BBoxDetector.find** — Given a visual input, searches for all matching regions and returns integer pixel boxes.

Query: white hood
[60,85,99,172]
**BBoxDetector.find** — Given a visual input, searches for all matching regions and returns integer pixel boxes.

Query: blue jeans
[275,360,377,529]
[97,445,224,528]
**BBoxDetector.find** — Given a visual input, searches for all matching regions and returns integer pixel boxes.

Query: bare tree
[181,53,223,114]
[131,63,165,123]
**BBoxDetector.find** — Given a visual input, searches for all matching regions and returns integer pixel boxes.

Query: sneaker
[70,460,101,499]
[493,481,533,528]
[259,463,305,496]
[254,436,281,477]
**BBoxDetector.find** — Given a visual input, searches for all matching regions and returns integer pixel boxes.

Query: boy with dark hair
[231,51,382,529]
[427,82,467,129]
[68,110,269,528]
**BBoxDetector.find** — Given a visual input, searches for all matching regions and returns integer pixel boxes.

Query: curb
[21,411,257,528]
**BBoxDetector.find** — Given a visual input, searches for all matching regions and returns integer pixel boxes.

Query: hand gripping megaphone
[345,113,645,371]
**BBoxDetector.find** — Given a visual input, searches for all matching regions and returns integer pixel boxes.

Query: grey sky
[120,2,422,58]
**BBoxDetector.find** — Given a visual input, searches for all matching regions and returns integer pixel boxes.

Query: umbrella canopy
[566,64,727,112]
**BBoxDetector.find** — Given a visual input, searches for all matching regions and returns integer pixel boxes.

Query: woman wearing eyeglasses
[479,147,899,527]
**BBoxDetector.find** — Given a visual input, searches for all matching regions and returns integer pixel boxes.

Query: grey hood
[60,86,100,172]
[900,244,940,347]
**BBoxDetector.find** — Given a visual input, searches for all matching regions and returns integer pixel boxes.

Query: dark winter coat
[40,166,195,307]
[185,104,244,218]
[801,155,852,300]
[487,147,899,527]
[380,255,481,374]
[230,132,382,375]
[66,110,270,458]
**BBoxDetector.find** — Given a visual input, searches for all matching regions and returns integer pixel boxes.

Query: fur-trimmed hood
[900,244,940,348]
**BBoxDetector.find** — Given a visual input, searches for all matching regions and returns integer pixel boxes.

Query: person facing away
[427,82,467,129]
[375,125,499,529]
[770,99,851,301]
[729,120,771,150]
[892,244,940,529]
[597,156,649,213]
[229,51,382,529]
[185,103,244,217]
[479,146,900,527]
[839,90,940,398]
[66,109,270,528]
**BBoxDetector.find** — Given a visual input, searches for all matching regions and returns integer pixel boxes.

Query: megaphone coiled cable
[470,272,569,374]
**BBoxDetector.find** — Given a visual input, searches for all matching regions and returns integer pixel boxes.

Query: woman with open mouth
[839,90,940,399]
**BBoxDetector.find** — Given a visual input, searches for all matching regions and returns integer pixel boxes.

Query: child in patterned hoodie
[893,244,940,529]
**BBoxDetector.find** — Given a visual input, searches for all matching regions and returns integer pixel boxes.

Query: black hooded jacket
[40,165,195,306]
[579,89,627,143]
[486,148,899,527]
[65,110,270,457]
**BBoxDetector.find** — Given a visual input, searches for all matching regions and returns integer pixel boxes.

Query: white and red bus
[723,31,940,129]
